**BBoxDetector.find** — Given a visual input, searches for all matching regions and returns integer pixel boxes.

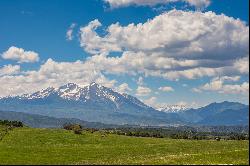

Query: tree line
[61,123,249,140]
[0,120,23,127]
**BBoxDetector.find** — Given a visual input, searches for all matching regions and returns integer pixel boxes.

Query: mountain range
[0,83,249,127]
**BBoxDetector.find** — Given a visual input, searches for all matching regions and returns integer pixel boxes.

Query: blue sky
[0,0,249,107]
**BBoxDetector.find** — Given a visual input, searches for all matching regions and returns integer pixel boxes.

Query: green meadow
[0,126,249,165]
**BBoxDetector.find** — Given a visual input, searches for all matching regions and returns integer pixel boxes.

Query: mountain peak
[59,83,79,89]
[90,82,97,86]
[89,82,102,89]
[57,83,82,100]
[21,87,56,99]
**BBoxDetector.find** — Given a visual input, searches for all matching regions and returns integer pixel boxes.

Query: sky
[0,0,249,108]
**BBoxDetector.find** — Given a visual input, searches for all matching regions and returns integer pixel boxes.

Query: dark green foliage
[229,133,249,140]
[0,120,23,127]
[101,127,249,140]
[73,129,82,135]
[63,123,83,135]
[85,128,99,133]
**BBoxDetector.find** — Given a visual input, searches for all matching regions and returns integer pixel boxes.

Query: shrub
[63,124,82,130]
[74,129,82,135]
[63,124,83,135]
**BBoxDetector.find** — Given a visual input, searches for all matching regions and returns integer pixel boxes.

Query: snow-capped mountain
[0,83,183,126]
[17,82,151,111]
[157,105,189,113]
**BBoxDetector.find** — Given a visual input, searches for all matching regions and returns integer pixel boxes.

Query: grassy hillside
[0,126,249,165]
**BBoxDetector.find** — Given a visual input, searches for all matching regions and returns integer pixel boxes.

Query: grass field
[0,126,249,165]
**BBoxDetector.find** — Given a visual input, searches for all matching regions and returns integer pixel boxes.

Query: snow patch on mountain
[20,87,55,99]
[157,105,189,113]
[57,83,82,101]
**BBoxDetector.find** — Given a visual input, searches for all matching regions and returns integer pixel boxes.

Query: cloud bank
[0,65,20,77]
[80,10,249,80]
[198,76,249,96]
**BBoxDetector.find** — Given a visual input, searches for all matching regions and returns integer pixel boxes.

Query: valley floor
[0,126,249,165]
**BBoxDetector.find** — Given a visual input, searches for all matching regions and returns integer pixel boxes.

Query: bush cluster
[102,127,249,140]
[63,124,83,135]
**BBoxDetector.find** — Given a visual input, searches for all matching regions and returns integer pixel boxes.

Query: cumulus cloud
[1,46,39,63]
[136,86,152,96]
[196,76,249,96]
[66,23,77,41]
[80,19,122,54]
[80,10,249,81]
[221,82,249,96]
[233,56,249,74]
[192,87,202,93]
[116,83,132,94]
[144,96,157,107]
[81,10,248,60]
[159,86,174,92]
[84,52,247,80]
[104,0,211,10]
[0,65,20,76]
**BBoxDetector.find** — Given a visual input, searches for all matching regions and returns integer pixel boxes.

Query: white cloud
[221,82,249,96]
[202,78,224,91]
[159,86,174,92]
[104,0,211,9]
[233,56,249,74]
[144,96,157,107]
[197,77,249,96]
[219,76,241,82]
[116,83,132,94]
[80,10,249,80]
[85,52,246,81]
[1,46,39,63]
[0,65,20,76]
[186,0,210,9]
[192,87,202,93]
[80,19,122,55]
[66,23,77,41]
[81,10,248,59]
[136,86,152,96]
[89,52,199,76]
